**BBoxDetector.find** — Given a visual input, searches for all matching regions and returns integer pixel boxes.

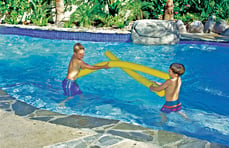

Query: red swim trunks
[160,100,181,113]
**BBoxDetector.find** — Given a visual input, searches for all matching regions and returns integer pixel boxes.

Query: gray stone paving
[0,89,228,148]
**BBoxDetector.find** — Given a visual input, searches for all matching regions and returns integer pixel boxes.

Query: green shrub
[69,2,100,27]
[1,0,228,27]
[0,0,30,24]
[29,0,53,26]
[174,0,229,23]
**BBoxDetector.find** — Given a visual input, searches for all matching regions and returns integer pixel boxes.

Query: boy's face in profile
[76,49,85,60]
[168,68,177,77]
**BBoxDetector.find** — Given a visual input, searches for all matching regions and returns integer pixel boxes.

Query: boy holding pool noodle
[60,43,109,106]
[149,63,187,123]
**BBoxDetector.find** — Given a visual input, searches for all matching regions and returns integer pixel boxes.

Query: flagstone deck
[1,89,228,148]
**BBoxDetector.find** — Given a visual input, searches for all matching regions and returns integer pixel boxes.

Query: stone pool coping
[0,24,131,42]
[1,24,229,147]
[1,24,229,44]
[1,89,228,148]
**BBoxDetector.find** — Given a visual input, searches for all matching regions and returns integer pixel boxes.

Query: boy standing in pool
[149,63,187,123]
[60,43,109,106]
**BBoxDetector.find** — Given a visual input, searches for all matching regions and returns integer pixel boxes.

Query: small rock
[188,21,204,33]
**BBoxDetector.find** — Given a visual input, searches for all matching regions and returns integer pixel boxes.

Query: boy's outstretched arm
[81,61,110,70]
[152,80,162,86]
[150,80,170,92]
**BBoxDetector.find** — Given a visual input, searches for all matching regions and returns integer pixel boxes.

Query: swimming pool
[0,34,229,146]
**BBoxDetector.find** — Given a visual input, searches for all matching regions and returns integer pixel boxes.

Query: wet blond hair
[170,63,185,76]
[73,43,84,53]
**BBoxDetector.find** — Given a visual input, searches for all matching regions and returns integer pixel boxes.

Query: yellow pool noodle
[104,51,167,97]
[78,61,169,80]
[78,51,169,97]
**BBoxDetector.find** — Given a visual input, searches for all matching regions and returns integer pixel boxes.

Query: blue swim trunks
[160,100,181,113]
[62,78,83,97]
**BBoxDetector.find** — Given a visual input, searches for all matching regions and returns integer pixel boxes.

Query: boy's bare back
[164,77,181,101]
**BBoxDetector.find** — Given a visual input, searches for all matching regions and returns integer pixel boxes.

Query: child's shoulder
[166,78,175,86]
[72,58,82,64]
[166,79,173,83]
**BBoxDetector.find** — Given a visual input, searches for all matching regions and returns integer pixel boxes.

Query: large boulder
[187,21,204,33]
[204,15,216,33]
[176,20,187,33]
[213,20,228,34]
[222,28,229,36]
[131,19,180,45]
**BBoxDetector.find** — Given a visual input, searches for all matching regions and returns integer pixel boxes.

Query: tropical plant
[0,1,7,19]
[0,0,30,24]
[173,0,229,23]
[145,0,167,19]
[29,0,53,26]
[212,0,229,20]
[94,0,153,28]
[64,20,74,28]
[1,0,229,27]
[70,2,100,27]
[107,0,120,16]
[122,0,152,20]
[106,15,126,28]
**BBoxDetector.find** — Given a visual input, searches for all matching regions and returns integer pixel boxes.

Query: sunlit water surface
[0,35,229,145]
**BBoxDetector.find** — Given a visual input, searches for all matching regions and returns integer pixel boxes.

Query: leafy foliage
[69,2,100,27]
[0,0,228,27]
[0,0,30,24]
[29,0,54,26]
[173,0,229,23]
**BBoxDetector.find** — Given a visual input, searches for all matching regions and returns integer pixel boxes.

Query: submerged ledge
[0,89,228,147]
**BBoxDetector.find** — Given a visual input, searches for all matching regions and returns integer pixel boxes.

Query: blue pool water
[0,35,229,145]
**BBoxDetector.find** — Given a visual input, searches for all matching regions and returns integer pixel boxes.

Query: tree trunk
[163,0,174,20]
[56,0,65,23]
